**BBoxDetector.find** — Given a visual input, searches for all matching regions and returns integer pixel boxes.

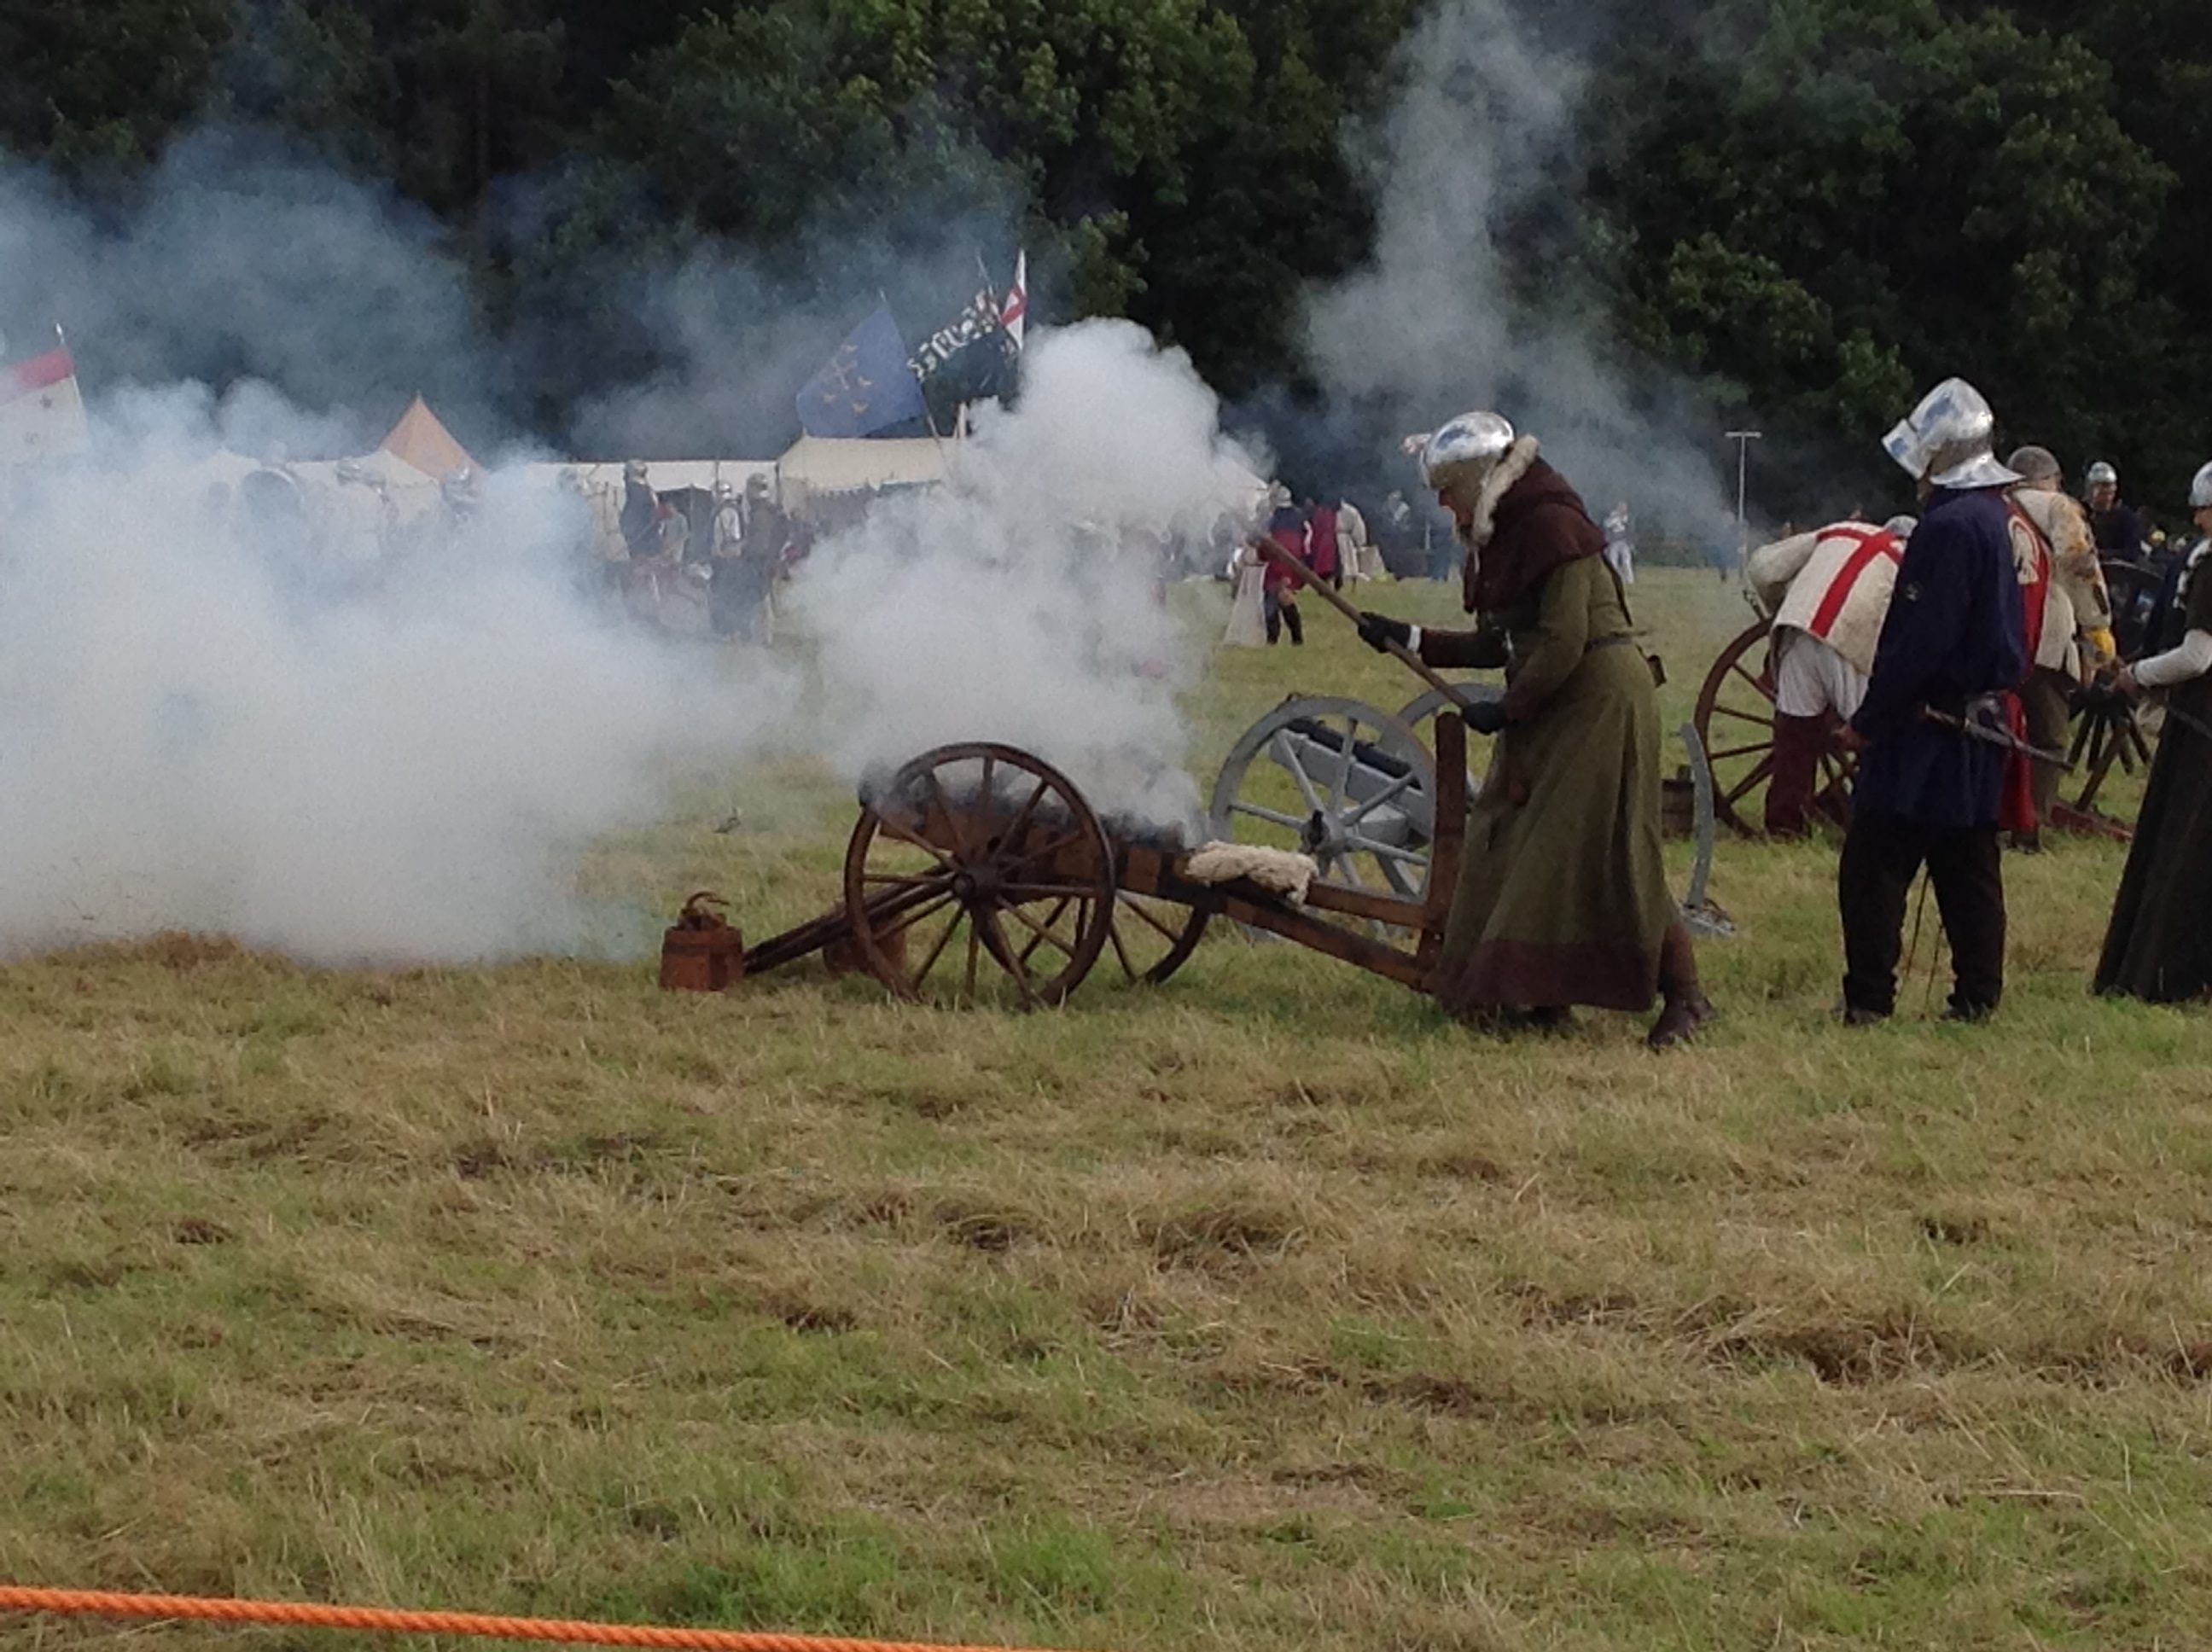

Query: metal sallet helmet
[2189,462,2212,509]
[1883,378,2021,490]
[1418,411,1517,492]
[2087,461,2119,491]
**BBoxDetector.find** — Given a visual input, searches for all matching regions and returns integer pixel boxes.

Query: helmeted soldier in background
[2005,445,2115,845]
[1837,379,2027,1024]
[618,459,659,561]
[2084,460,2145,561]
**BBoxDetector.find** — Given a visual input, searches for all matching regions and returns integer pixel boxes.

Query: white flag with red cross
[0,341,90,461]
[999,251,1027,351]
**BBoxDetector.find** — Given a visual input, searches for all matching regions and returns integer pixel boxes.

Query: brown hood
[1464,457,1606,614]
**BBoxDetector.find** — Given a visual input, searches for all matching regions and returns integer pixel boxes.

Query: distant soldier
[618,460,659,561]
[1837,379,2027,1025]
[2005,445,2115,845]
[2084,460,2145,561]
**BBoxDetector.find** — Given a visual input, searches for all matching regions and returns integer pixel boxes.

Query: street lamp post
[1725,430,1763,558]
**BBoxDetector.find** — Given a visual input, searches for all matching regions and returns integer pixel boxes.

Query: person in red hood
[1262,495,1307,646]
[1354,412,1712,1049]
[1306,497,1342,589]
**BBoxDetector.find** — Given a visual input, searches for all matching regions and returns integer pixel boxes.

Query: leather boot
[1647,923,1716,1050]
[1764,712,1827,838]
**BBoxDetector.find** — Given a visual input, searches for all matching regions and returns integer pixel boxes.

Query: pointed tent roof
[379,396,480,480]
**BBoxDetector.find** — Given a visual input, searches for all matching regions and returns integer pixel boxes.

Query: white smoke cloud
[0,137,1262,963]
[786,319,1263,834]
[1306,0,1734,540]
[0,393,792,964]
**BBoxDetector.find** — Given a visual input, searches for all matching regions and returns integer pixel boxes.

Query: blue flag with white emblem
[796,306,927,438]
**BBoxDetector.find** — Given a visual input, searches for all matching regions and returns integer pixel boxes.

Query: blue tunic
[1848,487,2027,828]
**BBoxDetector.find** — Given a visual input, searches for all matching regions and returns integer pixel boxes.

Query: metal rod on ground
[1250,538,1481,715]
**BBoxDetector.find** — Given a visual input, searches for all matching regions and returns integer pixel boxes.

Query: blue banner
[796,306,927,439]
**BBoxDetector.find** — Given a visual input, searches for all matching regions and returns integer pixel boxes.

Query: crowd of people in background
[591,461,815,643]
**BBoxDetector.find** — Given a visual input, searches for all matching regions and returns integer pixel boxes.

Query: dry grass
[2,570,2208,1651]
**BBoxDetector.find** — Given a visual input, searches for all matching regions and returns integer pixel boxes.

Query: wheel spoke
[1108,915,1140,981]
[1229,800,1305,831]
[861,871,948,889]
[1270,730,1329,816]
[1015,897,1072,966]
[1343,833,1428,867]
[1730,664,1775,706]
[1708,704,1774,728]
[1705,742,1774,763]
[963,921,981,1003]
[1003,830,1087,875]
[875,815,958,873]
[875,892,958,944]
[1329,714,1359,815]
[1339,767,1418,830]
[978,909,1039,1007]
[1722,754,1775,806]
[1000,898,1078,963]
[1376,853,1417,899]
[1001,778,1051,846]
[927,771,971,861]
[1119,896,1186,945]
[911,908,964,986]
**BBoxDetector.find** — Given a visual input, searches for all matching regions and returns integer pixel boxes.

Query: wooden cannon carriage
[736,708,1473,1007]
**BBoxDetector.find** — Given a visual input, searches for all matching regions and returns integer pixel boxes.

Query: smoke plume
[786,319,1261,835]
[1305,0,1735,542]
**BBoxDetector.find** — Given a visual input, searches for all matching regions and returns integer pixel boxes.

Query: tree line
[2,0,2206,519]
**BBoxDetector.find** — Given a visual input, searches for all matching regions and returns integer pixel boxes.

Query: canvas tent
[776,436,951,507]
[380,396,480,480]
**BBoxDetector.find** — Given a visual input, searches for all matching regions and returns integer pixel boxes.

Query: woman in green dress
[1359,411,1714,1048]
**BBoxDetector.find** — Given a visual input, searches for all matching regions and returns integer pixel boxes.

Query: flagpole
[885,288,946,446]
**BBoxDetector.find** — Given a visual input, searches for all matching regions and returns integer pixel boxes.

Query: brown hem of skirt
[1429,939,1660,1016]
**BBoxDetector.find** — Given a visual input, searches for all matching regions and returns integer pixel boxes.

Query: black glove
[1463,697,1508,736]
[1356,611,1412,654]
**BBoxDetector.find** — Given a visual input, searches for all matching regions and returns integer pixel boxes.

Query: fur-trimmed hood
[1457,435,1542,556]
[1458,440,1607,614]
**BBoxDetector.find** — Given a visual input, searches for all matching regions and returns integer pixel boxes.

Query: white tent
[776,436,951,506]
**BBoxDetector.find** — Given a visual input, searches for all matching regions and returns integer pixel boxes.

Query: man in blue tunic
[1837,379,2029,1023]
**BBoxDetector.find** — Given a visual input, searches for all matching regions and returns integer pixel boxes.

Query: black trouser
[1837,811,2005,1018]
[1264,592,1303,645]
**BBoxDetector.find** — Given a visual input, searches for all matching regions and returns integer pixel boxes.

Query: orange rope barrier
[0,1585,1064,1652]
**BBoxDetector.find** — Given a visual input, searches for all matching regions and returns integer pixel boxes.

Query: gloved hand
[1463,697,1508,736]
[1356,611,1412,654]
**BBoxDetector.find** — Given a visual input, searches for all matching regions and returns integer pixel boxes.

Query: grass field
[4,568,2209,1651]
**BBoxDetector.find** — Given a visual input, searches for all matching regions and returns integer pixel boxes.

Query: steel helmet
[2087,461,2119,491]
[1419,410,1517,492]
[2190,462,2212,509]
[1883,378,2020,489]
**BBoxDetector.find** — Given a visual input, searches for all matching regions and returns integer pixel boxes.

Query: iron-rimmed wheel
[842,743,1115,1008]
[1692,620,1856,835]
[1208,695,1439,903]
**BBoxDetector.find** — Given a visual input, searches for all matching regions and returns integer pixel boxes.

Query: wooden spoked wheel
[1692,620,1857,836]
[1105,887,1210,986]
[1208,695,1439,903]
[841,743,1115,1008]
